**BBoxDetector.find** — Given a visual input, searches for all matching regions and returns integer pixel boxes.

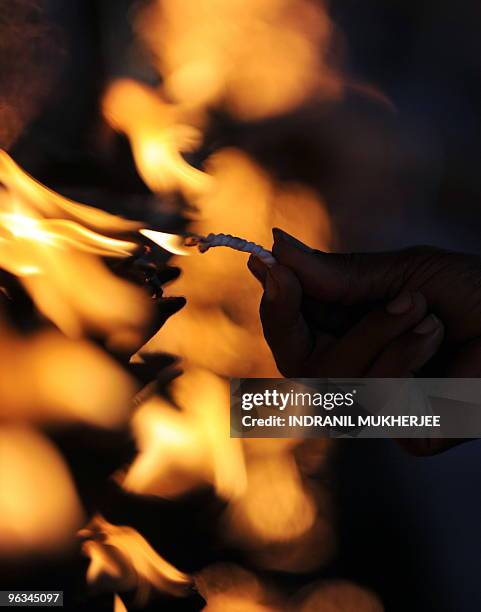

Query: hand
[248,229,481,454]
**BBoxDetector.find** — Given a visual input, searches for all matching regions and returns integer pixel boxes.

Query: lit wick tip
[141,229,276,267]
[186,233,276,267]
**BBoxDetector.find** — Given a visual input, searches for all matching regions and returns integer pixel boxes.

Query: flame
[148,148,331,377]
[292,580,384,612]
[135,0,342,120]
[0,427,84,558]
[80,515,192,606]
[195,564,280,612]
[123,367,246,500]
[226,453,316,544]
[0,150,152,344]
[99,0,339,591]
[114,596,127,612]
[103,79,211,197]
[139,229,191,256]
[0,326,136,427]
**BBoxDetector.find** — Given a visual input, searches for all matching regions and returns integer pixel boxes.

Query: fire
[80,515,192,606]
[0,427,84,558]
[114,596,127,612]
[135,0,342,120]
[226,453,316,544]
[292,580,384,612]
[0,326,136,427]
[147,148,331,377]
[195,564,280,612]
[122,367,246,500]
[0,150,152,345]
[103,79,212,197]
[102,2,335,585]
[139,229,191,256]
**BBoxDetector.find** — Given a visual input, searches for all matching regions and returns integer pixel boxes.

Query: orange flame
[80,515,192,606]
[139,229,191,256]
[0,427,84,558]
[123,367,246,500]
[136,0,342,120]
[103,79,211,197]
[195,564,280,612]
[0,150,152,345]
[0,325,136,427]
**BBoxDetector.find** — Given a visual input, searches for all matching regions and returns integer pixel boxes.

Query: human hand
[248,229,481,454]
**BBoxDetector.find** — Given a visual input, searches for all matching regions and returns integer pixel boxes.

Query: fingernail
[272,228,314,252]
[414,314,441,335]
[386,291,413,315]
[264,270,279,301]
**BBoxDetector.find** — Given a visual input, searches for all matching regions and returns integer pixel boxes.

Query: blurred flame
[123,367,246,500]
[0,426,84,558]
[0,150,152,343]
[195,564,280,612]
[80,515,192,606]
[0,326,136,427]
[226,453,316,544]
[291,580,384,612]
[103,79,211,196]
[114,596,127,612]
[99,0,340,588]
[136,0,342,120]
[148,148,331,377]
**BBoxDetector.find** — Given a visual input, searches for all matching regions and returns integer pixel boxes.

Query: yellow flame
[114,596,127,612]
[80,515,192,606]
[0,150,152,344]
[136,0,342,120]
[123,367,246,500]
[0,326,136,428]
[139,229,191,256]
[148,148,331,377]
[226,454,316,545]
[103,79,212,197]
[0,427,84,558]
[293,580,384,612]
[195,564,279,612]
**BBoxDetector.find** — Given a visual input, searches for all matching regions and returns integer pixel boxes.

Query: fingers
[367,314,444,376]
[251,258,319,376]
[314,291,428,376]
[272,228,426,305]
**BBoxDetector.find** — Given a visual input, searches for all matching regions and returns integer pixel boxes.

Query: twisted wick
[186,233,276,267]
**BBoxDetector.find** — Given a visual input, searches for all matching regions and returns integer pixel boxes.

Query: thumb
[272,228,410,305]
[259,264,313,376]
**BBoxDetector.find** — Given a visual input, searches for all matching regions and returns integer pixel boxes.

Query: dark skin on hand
[247,228,481,456]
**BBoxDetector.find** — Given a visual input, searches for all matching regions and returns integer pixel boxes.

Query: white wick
[186,233,276,267]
